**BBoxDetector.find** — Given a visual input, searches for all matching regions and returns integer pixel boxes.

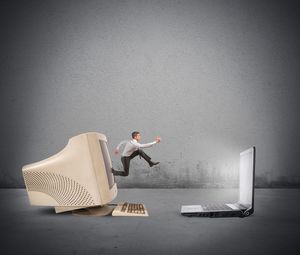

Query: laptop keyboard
[202,204,233,211]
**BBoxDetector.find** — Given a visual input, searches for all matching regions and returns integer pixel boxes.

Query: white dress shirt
[116,139,157,157]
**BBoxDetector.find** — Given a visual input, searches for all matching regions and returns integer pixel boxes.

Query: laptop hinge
[235,202,250,210]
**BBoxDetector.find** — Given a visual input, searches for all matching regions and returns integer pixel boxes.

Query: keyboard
[202,204,233,211]
[112,202,149,217]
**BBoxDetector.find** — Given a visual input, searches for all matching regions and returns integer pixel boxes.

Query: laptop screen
[239,147,255,207]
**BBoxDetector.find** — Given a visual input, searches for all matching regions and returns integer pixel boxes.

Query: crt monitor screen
[239,147,255,207]
[99,139,115,189]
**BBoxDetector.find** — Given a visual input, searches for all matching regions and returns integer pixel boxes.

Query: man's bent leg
[111,169,127,176]
[137,149,159,167]
[129,150,140,159]
[111,157,131,176]
[121,156,130,176]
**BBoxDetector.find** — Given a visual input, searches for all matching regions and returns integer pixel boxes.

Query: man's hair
[131,131,140,139]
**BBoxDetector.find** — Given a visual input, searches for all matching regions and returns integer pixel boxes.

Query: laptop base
[181,210,244,218]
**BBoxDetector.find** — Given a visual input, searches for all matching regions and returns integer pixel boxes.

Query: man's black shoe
[149,161,160,167]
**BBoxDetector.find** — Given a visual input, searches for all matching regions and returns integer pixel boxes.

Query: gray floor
[1,188,300,255]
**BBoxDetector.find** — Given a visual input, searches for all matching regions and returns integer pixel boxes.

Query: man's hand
[155,136,161,143]
[113,148,119,155]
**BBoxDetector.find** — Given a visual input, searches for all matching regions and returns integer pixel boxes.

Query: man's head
[131,131,141,141]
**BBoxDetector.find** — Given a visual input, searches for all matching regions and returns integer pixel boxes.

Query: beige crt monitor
[22,132,117,214]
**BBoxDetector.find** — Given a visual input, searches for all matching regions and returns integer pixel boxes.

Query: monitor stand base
[54,205,114,216]
[72,205,114,216]
[55,206,86,213]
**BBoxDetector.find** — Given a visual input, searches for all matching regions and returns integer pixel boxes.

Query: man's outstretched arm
[131,137,161,149]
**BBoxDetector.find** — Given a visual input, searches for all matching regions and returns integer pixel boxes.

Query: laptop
[181,147,255,217]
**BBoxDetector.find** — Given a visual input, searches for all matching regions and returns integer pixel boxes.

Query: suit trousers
[113,149,152,176]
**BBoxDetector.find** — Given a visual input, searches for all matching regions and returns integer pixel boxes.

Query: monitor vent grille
[23,171,96,206]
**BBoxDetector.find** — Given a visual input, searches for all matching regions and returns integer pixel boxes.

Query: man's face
[134,133,141,141]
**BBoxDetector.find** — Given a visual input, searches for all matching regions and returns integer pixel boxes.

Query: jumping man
[112,131,161,176]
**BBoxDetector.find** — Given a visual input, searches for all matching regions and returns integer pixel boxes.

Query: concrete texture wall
[1,0,300,188]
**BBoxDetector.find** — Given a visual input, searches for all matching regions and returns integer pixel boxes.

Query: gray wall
[1,0,300,188]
